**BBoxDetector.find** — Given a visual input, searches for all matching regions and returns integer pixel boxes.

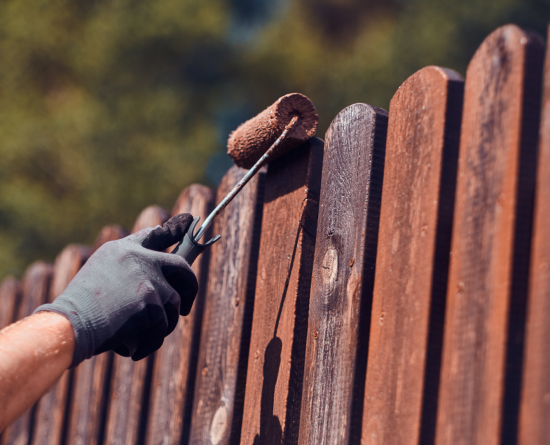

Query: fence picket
[188,166,266,445]
[360,67,463,445]
[240,138,324,445]
[32,245,91,445]
[434,25,544,445]
[297,105,387,445]
[0,276,21,445]
[0,277,21,331]
[104,206,170,445]
[145,185,214,445]
[518,24,550,445]
[1,22,549,445]
[66,226,129,445]
[3,262,53,445]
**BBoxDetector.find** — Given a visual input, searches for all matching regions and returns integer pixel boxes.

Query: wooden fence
[0,23,549,445]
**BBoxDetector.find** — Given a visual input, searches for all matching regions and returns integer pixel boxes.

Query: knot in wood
[210,404,228,445]
[321,247,338,287]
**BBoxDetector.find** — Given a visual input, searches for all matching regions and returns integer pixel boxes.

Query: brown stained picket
[0,277,21,330]
[0,277,22,445]
[2,23,548,445]
[66,226,129,445]
[360,68,463,445]
[0,275,21,329]
[132,206,170,235]
[240,138,324,445]
[3,262,53,445]
[0,277,21,445]
[434,25,544,445]
[519,24,550,445]
[145,185,214,445]
[105,206,169,445]
[93,225,130,251]
[32,245,91,445]
[188,167,266,445]
[297,105,387,445]
[16,263,53,320]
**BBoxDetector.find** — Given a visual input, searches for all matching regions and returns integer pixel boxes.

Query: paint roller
[172,92,318,265]
[120,93,318,356]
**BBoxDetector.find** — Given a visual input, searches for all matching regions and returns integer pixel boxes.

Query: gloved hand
[34,213,198,367]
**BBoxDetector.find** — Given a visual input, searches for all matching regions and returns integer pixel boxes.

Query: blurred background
[0,0,548,279]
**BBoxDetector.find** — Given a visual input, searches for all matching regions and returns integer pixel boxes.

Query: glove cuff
[34,284,110,368]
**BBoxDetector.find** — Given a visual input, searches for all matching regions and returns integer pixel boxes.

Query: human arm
[0,312,74,432]
[0,213,198,432]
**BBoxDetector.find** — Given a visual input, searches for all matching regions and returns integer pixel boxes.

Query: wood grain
[32,245,91,445]
[240,138,324,445]
[518,24,550,445]
[188,166,266,445]
[297,105,388,445]
[104,206,169,445]
[360,68,463,445]
[0,276,20,330]
[93,225,130,251]
[3,262,53,445]
[434,25,544,445]
[145,185,214,445]
[66,226,129,445]
[131,206,170,235]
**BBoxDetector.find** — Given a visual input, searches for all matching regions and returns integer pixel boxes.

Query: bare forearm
[0,312,75,432]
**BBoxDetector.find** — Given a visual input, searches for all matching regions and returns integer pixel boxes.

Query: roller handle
[171,216,221,265]
[120,114,297,357]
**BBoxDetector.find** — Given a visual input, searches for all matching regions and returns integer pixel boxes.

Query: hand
[34,214,198,366]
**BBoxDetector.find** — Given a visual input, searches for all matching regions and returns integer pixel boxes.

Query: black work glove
[34,214,198,367]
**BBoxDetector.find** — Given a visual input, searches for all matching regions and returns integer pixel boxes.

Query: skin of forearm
[0,311,75,432]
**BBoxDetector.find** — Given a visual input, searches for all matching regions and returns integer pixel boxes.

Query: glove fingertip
[113,344,132,357]
[161,263,198,314]
[141,213,194,252]
[131,336,165,361]
[165,302,180,335]
[180,298,195,316]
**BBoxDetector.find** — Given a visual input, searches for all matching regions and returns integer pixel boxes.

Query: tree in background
[0,0,548,278]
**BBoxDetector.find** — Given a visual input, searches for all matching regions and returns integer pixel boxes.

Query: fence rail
[1,22,549,445]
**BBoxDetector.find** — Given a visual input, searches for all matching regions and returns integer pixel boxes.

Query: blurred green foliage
[0,0,548,278]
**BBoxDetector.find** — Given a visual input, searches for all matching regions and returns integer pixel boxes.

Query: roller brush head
[227,93,318,169]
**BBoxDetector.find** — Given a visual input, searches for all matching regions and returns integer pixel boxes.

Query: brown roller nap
[227,92,318,169]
